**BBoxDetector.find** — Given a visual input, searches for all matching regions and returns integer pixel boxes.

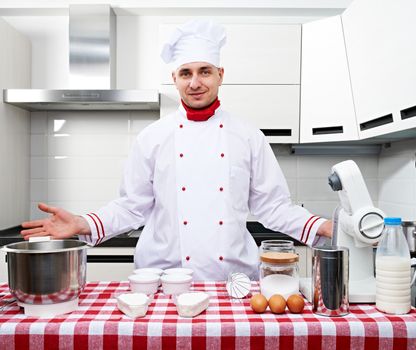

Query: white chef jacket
[80,105,326,281]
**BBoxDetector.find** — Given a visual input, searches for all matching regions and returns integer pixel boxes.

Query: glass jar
[259,240,295,255]
[259,251,299,300]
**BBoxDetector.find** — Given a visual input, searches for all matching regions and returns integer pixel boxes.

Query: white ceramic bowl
[161,273,192,295]
[128,273,160,294]
[163,268,193,276]
[133,267,164,276]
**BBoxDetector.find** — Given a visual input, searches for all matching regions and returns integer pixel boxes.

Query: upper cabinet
[159,23,301,143]
[160,24,300,85]
[342,0,416,139]
[300,15,358,143]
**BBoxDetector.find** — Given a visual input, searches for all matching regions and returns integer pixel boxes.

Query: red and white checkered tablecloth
[0,281,415,350]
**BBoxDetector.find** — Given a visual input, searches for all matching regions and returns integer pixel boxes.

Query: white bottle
[376,217,411,314]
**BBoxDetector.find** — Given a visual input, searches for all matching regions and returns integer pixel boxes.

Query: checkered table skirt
[1,281,415,349]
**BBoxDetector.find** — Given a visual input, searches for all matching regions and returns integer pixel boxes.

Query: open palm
[21,203,88,240]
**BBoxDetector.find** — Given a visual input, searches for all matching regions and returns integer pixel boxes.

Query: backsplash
[30,111,379,222]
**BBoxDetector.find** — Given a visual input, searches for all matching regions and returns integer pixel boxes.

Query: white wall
[378,139,416,220]
[0,17,31,229]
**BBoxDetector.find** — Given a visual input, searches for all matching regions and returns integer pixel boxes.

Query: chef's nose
[189,74,201,89]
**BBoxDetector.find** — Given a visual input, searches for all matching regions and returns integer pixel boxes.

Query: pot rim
[2,239,90,254]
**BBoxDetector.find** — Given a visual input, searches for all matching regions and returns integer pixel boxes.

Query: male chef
[21,19,332,281]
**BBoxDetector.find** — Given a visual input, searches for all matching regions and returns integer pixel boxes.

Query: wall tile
[30,179,47,201]
[297,179,338,201]
[378,201,416,221]
[378,156,414,180]
[300,200,338,218]
[47,156,125,179]
[129,111,159,134]
[46,111,130,135]
[30,134,47,156]
[276,156,297,179]
[30,112,47,134]
[30,157,47,179]
[379,179,415,205]
[48,179,121,202]
[47,134,129,157]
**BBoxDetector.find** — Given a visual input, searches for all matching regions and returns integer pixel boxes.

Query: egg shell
[287,294,305,313]
[268,294,286,314]
[250,294,268,313]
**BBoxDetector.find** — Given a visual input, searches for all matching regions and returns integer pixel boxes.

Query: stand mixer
[328,160,385,302]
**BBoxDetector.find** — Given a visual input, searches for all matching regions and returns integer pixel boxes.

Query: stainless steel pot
[402,221,416,253]
[2,240,88,305]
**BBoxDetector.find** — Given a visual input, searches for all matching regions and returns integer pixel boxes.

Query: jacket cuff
[78,213,105,246]
[300,216,328,246]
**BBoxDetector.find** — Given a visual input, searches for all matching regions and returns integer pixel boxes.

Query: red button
[186,256,190,261]
[219,256,224,261]
[219,187,223,192]
[179,124,183,128]
[219,124,223,128]
[220,153,224,158]
[219,221,223,225]
[182,187,186,191]
[183,221,188,225]
[179,153,183,158]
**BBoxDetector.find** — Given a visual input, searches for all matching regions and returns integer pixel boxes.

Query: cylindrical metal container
[3,240,88,305]
[402,221,416,253]
[312,246,349,316]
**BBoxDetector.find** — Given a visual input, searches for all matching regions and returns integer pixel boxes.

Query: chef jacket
[79,105,326,281]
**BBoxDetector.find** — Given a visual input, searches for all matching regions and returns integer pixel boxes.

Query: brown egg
[250,294,268,313]
[268,294,286,314]
[287,294,305,313]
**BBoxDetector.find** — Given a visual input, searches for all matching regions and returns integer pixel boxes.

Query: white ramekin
[128,273,160,294]
[161,273,193,295]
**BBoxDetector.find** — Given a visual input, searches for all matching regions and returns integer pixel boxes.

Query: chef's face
[172,62,224,109]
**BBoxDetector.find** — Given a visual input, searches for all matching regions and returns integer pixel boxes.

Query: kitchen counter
[0,222,304,248]
[0,281,415,350]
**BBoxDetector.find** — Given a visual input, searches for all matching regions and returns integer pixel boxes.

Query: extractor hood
[3,5,160,111]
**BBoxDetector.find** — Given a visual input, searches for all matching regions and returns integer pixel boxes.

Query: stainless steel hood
[3,4,159,111]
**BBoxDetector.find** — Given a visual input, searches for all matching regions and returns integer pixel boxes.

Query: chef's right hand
[20,202,91,240]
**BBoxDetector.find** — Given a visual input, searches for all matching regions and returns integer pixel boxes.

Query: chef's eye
[179,71,191,78]
[201,70,211,76]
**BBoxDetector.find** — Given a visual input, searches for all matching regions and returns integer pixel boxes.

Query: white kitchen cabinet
[342,0,416,139]
[86,247,135,282]
[300,15,358,143]
[159,23,301,85]
[160,84,300,143]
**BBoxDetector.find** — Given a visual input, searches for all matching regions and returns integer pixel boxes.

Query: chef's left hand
[317,220,333,238]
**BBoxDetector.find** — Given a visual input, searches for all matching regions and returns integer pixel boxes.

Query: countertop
[0,222,304,248]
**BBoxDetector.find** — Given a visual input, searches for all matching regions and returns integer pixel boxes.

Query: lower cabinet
[86,247,135,282]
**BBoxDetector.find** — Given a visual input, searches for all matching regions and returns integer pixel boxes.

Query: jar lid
[260,252,299,263]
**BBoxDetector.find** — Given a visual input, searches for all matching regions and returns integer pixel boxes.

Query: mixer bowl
[2,240,88,305]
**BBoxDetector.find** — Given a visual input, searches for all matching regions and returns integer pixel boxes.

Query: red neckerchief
[181,98,220,122]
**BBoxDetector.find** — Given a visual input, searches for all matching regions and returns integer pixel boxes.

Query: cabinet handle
[401,105,416,120]
[87,255,134,263]
[261,129,292,136]
[312,126,343,135]
[360,114,393,131]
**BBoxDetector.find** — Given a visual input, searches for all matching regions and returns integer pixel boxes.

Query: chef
[21,19,332,281]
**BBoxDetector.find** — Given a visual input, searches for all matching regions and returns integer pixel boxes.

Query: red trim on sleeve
[301,216,317,242]
[304,216,321,244]
[91,213,105,243]
[86,213,101,242]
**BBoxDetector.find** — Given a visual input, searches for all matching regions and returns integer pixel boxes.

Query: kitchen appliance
[2,239,88,317]
[3,4,159,111]
[312,246,349,316]
[402,221,416,254]
[328,160,385,302]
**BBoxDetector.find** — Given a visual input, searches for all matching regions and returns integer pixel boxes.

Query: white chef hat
[161,19,226,71]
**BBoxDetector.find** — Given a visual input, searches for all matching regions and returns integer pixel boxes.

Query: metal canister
[312,246,349,316]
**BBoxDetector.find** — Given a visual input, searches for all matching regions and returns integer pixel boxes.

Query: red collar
[181,98,221,122]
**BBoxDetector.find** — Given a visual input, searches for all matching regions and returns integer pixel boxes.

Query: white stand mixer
[300,160,385,303]
[328,160,385,302]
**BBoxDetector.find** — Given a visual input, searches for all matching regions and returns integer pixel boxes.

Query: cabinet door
[342,0,416,139]
[160,84,300,143]
[300,15,358,143]
[159,24,301,85]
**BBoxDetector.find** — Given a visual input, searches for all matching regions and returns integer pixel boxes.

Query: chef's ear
[171,71,177,84]
[218,67,224,85]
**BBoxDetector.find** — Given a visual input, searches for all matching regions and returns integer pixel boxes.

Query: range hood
[3,5,159,111]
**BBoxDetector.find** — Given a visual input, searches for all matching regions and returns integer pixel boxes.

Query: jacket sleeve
[248,131,327,246]
[78,134,155,246]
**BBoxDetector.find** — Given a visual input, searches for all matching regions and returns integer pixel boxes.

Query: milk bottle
[376,217,411,314]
